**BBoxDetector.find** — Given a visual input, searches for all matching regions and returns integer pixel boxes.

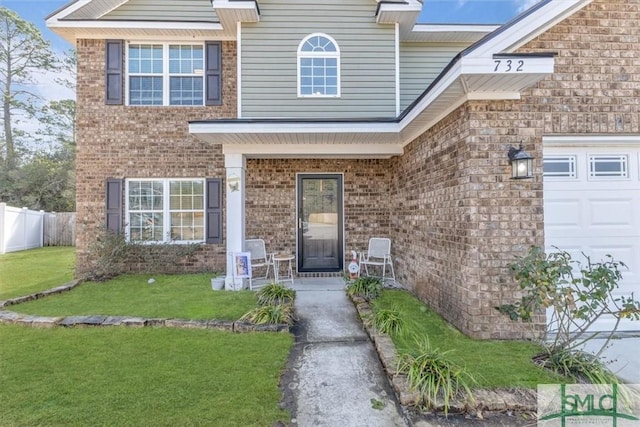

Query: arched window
[297,33,340,97]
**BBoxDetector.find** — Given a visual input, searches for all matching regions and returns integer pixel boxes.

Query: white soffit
[190,121,402,146]
[223,143,404,159]
[46,22,226,44]
[213,0,260,25]
[406,24,499,43]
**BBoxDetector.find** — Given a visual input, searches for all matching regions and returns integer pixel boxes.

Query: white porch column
[224,153,246,290]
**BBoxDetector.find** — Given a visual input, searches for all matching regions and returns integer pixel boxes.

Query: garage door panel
[544,198,582,229]
[544,142,640,332]
[589,198,635,228]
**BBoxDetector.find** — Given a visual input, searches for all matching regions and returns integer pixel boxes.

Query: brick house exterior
[49,0,639,339]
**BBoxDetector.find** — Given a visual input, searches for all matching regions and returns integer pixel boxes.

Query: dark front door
[297,174,343,272]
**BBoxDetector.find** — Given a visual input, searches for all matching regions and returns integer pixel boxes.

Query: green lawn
[12,274,258,321]
[0,249,294,426]
[0,324,292,426]
[0,247,75,300]
[376,289,567,389]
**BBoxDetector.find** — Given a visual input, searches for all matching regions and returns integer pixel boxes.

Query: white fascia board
[47,20,223,31]
[413,24,500,34]
[544,135,640,147]
[46,0,129,22]
[223,143,404,158]
[46,0,92,24]
[190,121,400,136]
[467,0,592,57]
[466,92,521,101]
[398,60,463,129]
[460,55,555,75]
[411,24,499,34]
[377,0,422,19]
[96,0,131,19]
[213,0,259,14]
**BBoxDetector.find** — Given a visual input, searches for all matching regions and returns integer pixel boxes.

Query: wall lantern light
[508,144,533,179]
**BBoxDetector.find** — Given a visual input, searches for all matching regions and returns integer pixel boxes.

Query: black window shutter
[206,178,223,244]
[105,40,123,105]
[205,42,222,106]
[105,178,123,233]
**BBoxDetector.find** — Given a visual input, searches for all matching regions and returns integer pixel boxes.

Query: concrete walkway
[281,278,409,427]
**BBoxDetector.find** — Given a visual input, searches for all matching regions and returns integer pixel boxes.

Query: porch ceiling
[189,54,555,157]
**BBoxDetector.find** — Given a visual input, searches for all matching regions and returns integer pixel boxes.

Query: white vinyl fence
[0,203,76,254]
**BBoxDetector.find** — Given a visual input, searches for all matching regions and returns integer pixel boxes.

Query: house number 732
[493,59,525,72]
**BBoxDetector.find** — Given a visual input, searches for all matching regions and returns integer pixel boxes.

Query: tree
[0,7,57,170]
[497,246,640,383]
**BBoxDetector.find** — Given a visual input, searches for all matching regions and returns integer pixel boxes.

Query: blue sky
[1,0,542,53]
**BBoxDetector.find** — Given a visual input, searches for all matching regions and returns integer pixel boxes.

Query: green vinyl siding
[102,0,218,23]
[240,0,397,119]
[399,42,467,111]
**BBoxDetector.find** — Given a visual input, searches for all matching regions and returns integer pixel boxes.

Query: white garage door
[544,138,640,332]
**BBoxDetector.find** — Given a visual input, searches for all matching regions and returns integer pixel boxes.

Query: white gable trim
[466,0,592,57]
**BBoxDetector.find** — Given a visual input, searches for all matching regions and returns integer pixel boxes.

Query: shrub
[82,227,200,281]
[397,336,474,415]
[257,283,296,306]
[346,276,383,300]
[370,303,405,335]
[240,303,296,325]
[497,246,640,383]
[535,349,617,385]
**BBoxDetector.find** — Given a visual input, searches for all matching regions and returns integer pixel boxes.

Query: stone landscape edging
[348,294,538,415]
[0,281,290,333]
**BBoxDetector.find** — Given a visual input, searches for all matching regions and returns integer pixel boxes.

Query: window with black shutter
[205,42,222,105]
[105,40,123,105]
[105,178,123,233]
[206,178,223,244]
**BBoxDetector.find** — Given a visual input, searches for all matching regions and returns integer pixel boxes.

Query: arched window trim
[297,33,341,98]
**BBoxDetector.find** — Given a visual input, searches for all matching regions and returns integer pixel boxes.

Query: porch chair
[359,237,395,282]
[245,239,275,290]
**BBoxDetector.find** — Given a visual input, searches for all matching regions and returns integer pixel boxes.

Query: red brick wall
[75,39,237,274]
[245,158,392,262]
[388,0,639,338]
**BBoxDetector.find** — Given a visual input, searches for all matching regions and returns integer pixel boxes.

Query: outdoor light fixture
[508,143,533,179]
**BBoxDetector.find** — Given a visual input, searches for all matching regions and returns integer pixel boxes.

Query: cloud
[31,66,74,102]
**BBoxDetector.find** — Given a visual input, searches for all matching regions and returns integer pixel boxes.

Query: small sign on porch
[233,252,252,279]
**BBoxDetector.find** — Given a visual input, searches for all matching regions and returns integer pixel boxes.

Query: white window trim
[125,178,206,244]
[125,41,205,107]
[543,155,577,180]
[297,33,341,98]
[588,154,629,181]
